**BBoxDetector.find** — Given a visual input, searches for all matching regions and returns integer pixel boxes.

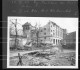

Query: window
[44,33,46,35]
[44,28,46,30]
[51,30,52,32]
[53,30,54,32]
[26,25,30,30]
[41,30,42,32]
[51,25,52,27]
[41,40,42,42]
[44,37,46,39]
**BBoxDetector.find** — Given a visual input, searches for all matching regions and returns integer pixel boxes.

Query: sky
[8,17,78,33]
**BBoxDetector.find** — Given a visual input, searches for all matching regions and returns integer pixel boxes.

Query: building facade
[64,31,76,45]
[22,22,36,42]
[38,21,63,45]
[22,21,64,45]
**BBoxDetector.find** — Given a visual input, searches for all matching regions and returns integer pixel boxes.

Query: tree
[31,23,41,47]
[10,19,22,49]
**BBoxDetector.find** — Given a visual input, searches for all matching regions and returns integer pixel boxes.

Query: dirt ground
[10,49,75,66]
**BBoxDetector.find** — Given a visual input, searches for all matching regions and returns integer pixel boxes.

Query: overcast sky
[8,17,78,33]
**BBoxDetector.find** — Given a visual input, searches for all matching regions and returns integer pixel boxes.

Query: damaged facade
[22,21,66,45]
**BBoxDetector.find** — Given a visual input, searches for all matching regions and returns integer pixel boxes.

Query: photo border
[7,16,78,69]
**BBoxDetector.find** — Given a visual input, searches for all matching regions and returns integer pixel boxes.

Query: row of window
[40,29,62,37]
[24,25,62,37]
[41,25,54,32]
[51,30,54,32]
[40,28,46,32]
[41,29,54,32]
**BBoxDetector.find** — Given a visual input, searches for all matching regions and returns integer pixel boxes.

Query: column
[56,25,57,37]
[59,28,61,38]
[60,28,61,38]
[56,39,57,45]
[62,29,63,39]
[55,39,56,45]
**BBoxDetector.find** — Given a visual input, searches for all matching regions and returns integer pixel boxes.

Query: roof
[49,20,56,25]
[48,20,64,30]
[22,22,31,27]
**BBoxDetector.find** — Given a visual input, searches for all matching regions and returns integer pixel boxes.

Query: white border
[7,17,9,68]
[7,17,78,69]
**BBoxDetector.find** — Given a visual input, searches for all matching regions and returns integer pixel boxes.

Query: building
[22,22,36,42]
[64,31,76,45]
[62,29,67,45]
[63,29,67,39]
[62,31,76,49]
[38,20,64,45]
[22,21,64,46]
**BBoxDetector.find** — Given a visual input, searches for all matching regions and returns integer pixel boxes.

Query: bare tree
[10,25,13,36]
[10,19,22,49]
[31,23,41,47]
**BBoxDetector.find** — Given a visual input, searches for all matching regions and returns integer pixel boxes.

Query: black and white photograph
[7,17,78,68]
[2,0,78,69]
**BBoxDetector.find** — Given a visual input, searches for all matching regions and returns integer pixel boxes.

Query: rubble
[10,48,75,66]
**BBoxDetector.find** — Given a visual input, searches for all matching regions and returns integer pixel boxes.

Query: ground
[9,48,75,66]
